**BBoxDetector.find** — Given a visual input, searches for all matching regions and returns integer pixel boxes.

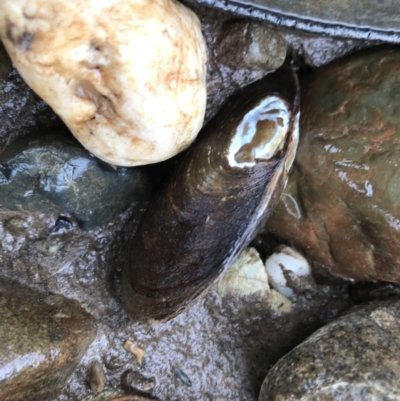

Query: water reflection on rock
[0,277,97,401]
[267,46,400,283]
[0,133,152,229]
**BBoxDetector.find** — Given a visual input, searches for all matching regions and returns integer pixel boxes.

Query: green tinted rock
[267,47,400,283]
[0,277,97,401]
[0,132,152,229]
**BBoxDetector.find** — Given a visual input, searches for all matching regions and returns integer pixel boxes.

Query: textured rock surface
[0,132,152,229]
[0,204,351,401]
[185,0,400,42]
[212,19,286,73]
[0,276,97,401]
[282,31,375,69]
[267,46,400,283]
[259,300,400,401]
[121,369,156,393]
[351,281,400,303]
[0,0,207,166]
[0,43,62,149]
[0,42,11,81]
[183,2,287,122]
[81,391,124,401]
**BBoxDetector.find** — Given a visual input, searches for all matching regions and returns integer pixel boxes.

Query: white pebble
[265,246,310,298]
[0,0,207,166]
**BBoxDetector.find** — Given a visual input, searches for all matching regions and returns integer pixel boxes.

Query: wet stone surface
[0,132,153,229]
[0,2,396,401]
[81,391,124,401]
[213,20,286,71]
[0,206,351,400]
[351,281,400,303]
[0,276,97,401]
[185,0,400,42]
[183,1,287,122]
[0,42,11,81]
[267,46,400,284]
[259,300,400,401]
[121,369,157,393]
[281,31,375,69]
[0,43,62,150]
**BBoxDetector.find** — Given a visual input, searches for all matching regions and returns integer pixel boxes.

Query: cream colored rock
[216,247,271,298]
[0,0,207,166]
[216,247,292,313]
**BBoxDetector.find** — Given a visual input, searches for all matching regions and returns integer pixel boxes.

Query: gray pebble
[0,132,153,229]
[259,300,400,401]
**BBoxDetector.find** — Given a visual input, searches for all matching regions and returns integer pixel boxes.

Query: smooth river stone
[0,277,97,401]
[0,132,152,229]
[266,46,400,283]
[259,300,400,401]
[0,0,207,167]
[185,0,400,43]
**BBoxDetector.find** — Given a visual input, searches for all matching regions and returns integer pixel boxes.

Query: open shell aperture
[122,65,300,322]
[0,0,207,166]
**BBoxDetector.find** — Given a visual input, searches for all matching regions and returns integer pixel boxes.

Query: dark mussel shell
[122,65,300,322]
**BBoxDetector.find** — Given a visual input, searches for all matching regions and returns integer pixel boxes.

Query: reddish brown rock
[267,46,400,283]
[0,277,97,401]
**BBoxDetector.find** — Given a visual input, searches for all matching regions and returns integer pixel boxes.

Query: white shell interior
[227,96,290,168]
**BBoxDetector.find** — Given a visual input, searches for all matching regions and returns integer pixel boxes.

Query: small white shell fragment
[48,245,59,254]
[89,361,107,395]
[265,246,310,299]
[123,340,145,366]
[0,0,207,166]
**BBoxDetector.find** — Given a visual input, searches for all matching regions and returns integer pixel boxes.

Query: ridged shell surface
[122,65,300,322]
